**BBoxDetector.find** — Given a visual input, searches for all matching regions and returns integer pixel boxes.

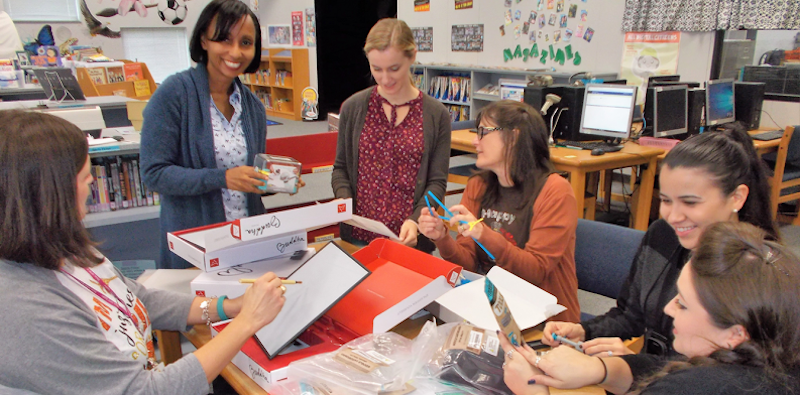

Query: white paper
[434,266,566,331]
[254,242,370,358]
[87,137,119,146]
[138,269,202,294]
[344,215,400,240]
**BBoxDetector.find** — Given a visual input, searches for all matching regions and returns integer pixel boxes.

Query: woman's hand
[498,332,550,395]
[542,321,586,346]
[448,204,484,239]
[418,207,448,242]
[235,272,285,334]
[581,337,635,357]
[226,166,268,194]
[398,219,418,247]
[526,345,606,389]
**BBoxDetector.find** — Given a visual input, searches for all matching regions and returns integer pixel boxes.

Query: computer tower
[551,85,586,141]
[733,81,765,130]
[643,87,656,137]
[687,88,705,137]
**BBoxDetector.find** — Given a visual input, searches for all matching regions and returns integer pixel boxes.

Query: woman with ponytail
[499,221,800,395]
[543,124,778,357]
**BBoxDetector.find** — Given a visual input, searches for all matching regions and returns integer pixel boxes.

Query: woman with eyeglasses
[332,18,451,253]
[418,100,580,323]
[499,221,800,395]
[542,124,778,357]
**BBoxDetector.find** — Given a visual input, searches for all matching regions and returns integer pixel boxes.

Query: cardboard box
[168,224,307,272]
[212,239,462,387]
[190,248,315,297]
[126,100,148,131]
[231,199,352,242]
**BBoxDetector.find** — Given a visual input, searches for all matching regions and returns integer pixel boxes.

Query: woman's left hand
[448,204,484,239]
[525,344,606,389]
[398,219,418,247]
[498,331,549,395]
[289,176,306,195]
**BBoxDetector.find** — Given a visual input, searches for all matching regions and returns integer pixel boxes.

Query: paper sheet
[344,215,400,240]
[434,266,566,331]
[138,269,202,294]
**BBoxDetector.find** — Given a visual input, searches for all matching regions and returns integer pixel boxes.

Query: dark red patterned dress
[352,89,424,243]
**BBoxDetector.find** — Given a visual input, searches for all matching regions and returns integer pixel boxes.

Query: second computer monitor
[653,85,688,137]
[706,79,735,126]
[579,84,638,141]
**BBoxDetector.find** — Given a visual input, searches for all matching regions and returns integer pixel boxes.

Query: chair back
[574,219,644,299]
[786,126,800,165]
[451,119,475,131]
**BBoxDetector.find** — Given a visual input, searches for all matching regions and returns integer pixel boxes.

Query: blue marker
[552,333,584,352]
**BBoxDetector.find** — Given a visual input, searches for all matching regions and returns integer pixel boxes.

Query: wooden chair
[768,126,800,225]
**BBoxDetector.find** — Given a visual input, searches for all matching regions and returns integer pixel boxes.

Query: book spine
[96,164,109,212]
[131,159,143,207]
[115,156,129,209]
[110,161,123,210]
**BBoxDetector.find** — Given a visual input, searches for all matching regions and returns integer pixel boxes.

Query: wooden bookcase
[76,60,157,100]
[240,48,309,121]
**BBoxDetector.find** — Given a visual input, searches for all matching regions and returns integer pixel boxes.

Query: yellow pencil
[238,279,303,284]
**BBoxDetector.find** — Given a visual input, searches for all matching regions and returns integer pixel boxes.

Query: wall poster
[619,31,681,103]
[452,24,484,52]
[412,27,433,52]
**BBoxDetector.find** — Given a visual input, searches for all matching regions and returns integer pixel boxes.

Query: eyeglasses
[477,126,504,139]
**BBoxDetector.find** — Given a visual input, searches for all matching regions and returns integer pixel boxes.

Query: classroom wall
[397,0,716,83]
[258,1,318,90]
[753,30,799,64]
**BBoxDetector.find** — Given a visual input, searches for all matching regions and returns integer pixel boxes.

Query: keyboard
[751,130,784,141]
[559,141,624,153]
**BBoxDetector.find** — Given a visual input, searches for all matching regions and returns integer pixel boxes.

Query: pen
[238,279,303,284]
[552,333,584,352]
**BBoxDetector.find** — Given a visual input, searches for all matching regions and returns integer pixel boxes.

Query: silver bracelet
[200,298,213,326]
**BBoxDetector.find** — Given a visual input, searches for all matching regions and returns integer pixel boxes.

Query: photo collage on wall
[508,0,593,45]
[412,27,434,52]
[452,24,484,52]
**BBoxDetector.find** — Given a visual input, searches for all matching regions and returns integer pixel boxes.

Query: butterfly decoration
[22,25,55,55]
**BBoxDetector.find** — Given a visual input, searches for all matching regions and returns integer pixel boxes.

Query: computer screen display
[653,86,688,137]
[648,75,680,86]
[579,84,637,140]
[706,79,735,126]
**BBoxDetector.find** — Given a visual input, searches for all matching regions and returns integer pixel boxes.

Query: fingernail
[528,379,536,385]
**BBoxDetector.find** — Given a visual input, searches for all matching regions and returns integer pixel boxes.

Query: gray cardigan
[331,86,452,226]
[0,259,206,395]
[140,64,267,269]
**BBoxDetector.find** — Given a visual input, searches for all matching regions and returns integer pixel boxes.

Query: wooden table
[451,129,664,231]
[180,238,605,394]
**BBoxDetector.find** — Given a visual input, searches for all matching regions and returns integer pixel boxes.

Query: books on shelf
[275,70,292,86]
[123,63,144,81]
[133,80,151,97]
[445,104,470,122]
[106,66,125,83]
[428,74,470,103]
[87,155,160,213]
[86,68,107,85]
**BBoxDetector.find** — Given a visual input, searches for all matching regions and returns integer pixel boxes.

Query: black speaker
[687,88,705,138]
[733,81,765,130]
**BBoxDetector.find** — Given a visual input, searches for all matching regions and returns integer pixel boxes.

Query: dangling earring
[733,208,739,213]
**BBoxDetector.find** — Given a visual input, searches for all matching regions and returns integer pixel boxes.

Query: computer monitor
[648,74,680,86]
[651,86,688,137]
[578,84,637,141]
[650,81,701,89]
[705,79,735,126]
[603,79,628,85]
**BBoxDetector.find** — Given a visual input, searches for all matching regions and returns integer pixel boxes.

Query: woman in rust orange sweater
[418,100,580,322]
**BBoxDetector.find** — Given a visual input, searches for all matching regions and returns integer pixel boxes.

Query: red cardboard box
[212,239,462,386]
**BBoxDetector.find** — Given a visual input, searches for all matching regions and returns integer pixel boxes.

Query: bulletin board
[398,0,626,74]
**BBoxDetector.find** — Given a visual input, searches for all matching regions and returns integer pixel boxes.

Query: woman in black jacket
[543,125,778,357]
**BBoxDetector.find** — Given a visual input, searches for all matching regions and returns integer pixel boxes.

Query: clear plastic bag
[287,331,415,394]
[415,322,513,395]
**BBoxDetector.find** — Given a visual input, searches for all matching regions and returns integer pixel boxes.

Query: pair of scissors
[424,191,496,261]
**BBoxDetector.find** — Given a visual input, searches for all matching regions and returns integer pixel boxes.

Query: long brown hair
[632,222,800,393]
[0,110,101,269]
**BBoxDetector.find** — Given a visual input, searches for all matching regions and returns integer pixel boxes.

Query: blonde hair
[363,18,416,59]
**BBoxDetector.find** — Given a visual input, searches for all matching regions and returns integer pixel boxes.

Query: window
[3,0,79,22]
[122,28,190,84]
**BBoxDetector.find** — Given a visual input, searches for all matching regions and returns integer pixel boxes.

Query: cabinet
[411,64,616,120]
[240,48,310,121]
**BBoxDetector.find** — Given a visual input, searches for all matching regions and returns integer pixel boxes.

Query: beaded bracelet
[200,298,213,326]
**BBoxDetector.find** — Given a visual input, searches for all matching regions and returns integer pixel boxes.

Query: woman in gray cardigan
[140,0,269,269]
[0,110,286,395]
[332,18,451,253]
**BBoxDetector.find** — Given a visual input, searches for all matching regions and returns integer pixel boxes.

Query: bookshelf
[75,60,157,100]
[240,48,310,121]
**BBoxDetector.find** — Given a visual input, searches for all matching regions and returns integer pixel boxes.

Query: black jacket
[581,219,688,355]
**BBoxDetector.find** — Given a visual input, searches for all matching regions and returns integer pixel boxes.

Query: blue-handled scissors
[425,191,496,261]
